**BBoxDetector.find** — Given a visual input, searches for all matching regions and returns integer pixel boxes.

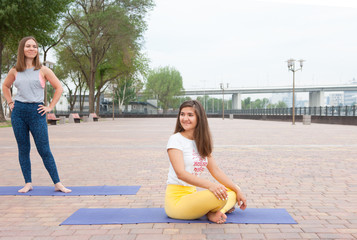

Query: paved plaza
[0,118,356,240]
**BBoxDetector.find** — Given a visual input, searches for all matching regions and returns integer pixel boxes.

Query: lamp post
[220,83,229,120]
[287,58,304,125]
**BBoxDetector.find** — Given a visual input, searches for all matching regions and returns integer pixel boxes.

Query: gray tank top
[14,67,45,103]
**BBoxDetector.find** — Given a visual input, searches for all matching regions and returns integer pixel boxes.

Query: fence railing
[226,105,357,117]
[54,105,357,117]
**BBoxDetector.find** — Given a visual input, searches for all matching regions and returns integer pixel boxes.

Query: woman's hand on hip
[209,183,228,200]
[37,105,52,116]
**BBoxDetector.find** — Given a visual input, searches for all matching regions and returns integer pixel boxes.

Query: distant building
[56,95,69,111]
[296,100,309,107]
[344,91,357,106]
[270,93,292,107]
[327,93,344,106]
[128,101,158,114]
[71,95,106,112]
[282,93,292,107]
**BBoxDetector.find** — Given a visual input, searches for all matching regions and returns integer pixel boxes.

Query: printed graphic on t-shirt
[192,149,207,176]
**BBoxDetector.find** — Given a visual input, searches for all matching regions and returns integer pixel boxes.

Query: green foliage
[46,84,55,107]
[61,0,154,113]
[54,45,88,111]
[1,45,16,73]
[266,101,287,108]
[0,121,11,128]
[240,97,288,109]
[144,66,184,112]
[0,0,73,46]
[241,97,270,109]
[275,101,288,108]
[0,0,73,121]
[171,96,192,110]
[197,96,231,112]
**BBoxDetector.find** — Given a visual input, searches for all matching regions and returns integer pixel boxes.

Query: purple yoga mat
[60,208,297,225]
[0,186,140,196]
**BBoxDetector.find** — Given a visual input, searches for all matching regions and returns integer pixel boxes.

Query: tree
[241,97,270,109]
[0,0,73,121]
[1,45,17,117]
[253,98,269,109]
[171,96,192,110]
[275,101,288,108]
[267,101,288,108]
[144,66,184,113]
[113,75,143,114]
[53,48,88,112]
[241,97,252,109]
[196,95,210,111]
[93,46,148,114]
[64,0,154,113]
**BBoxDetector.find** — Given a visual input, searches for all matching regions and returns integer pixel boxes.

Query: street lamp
[220,83,229,120]
[287,58,304,125]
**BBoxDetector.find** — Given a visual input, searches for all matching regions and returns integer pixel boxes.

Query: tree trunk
[89,74,95,113]
[0,91,6,122]
[78,81,85,113]
[80,93,85,113]
[0,41,7,122]
[118,82,126,115]
[95,92,100,114]
[118,101,123,115]
[69,90,76,112]
[88,44,96,113]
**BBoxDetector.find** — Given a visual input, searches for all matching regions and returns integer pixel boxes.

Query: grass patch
[0,121,12,128]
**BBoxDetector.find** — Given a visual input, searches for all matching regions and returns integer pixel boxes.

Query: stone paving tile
[240,233,265,239]
[54,236,91,240]
[1,118,357,239]
[264,233,302,239]
[0,237,33,240]
[135,234,171,240]
[171,234,207,240]
[112,235,136,240]
[89,235,114,240]
[206,233,242,239]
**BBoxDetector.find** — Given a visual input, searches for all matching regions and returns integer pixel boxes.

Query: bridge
[184,84,357,109]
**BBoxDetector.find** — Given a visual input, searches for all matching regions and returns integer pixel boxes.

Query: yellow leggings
[165,184,237,220]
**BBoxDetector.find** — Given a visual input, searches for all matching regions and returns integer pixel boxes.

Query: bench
[89,113,100,122]
[47,113,60,125]
[69,113,81,123]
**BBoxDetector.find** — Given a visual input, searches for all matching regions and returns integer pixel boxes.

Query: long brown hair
[174,100,212,158]
[15,36,42,72]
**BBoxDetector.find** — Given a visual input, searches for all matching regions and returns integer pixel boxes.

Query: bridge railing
[54,105,356,117]
[226,105,357,117]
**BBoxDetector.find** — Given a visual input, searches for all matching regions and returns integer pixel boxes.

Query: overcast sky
[143,0,357,90]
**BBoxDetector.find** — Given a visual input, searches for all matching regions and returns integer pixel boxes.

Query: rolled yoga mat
[0,185,140,196]
[60,208,297,225]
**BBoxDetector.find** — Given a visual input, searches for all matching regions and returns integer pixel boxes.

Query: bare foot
[207,211,227,224]
[227,207,235,214]
[54,182,72,193]
[18,183,33,193]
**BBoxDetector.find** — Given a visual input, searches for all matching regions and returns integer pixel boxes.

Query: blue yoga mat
[0,186,140,196]
[60,208,297,225]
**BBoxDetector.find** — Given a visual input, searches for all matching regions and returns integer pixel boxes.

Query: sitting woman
[165,100,247,224]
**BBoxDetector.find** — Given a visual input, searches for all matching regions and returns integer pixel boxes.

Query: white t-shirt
[166,132,208,186]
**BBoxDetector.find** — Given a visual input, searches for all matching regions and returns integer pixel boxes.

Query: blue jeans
[11,101,60,184]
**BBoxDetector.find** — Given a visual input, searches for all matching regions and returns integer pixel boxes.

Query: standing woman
[165,100,247,223]
[2,36,71,193]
